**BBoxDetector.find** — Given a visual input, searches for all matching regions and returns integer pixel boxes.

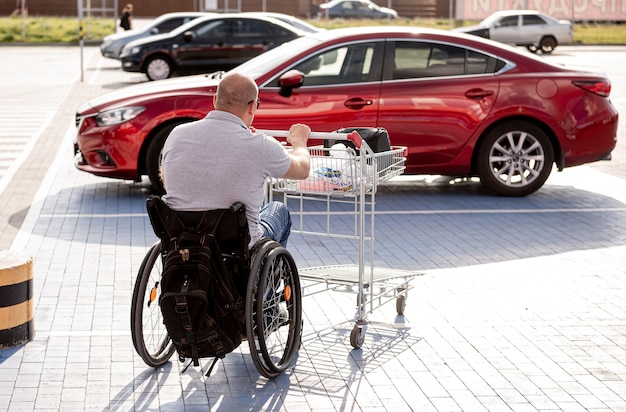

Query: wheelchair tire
[131,241,176,367]
[245,240,302,378]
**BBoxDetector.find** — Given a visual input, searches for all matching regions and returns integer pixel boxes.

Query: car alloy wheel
[146,56,173,81]
[539,36,557,54]
[477,121,554,196]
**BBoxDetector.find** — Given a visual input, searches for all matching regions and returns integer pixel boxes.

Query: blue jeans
[259,201,292,248]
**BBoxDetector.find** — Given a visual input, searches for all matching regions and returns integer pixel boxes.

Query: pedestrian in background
[10,0,27,17]
[120,3,133,31]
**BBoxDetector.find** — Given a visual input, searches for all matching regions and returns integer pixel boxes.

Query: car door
[254,41,384,136]
[340,1,360,18]
[490,15,521,44]
[378,40,501,172]
[173,18,232,71]
[227,19,300,64]
[521,14,549,44]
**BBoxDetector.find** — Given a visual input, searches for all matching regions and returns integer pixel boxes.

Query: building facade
[2,0,449,19]
[5,0,622,20]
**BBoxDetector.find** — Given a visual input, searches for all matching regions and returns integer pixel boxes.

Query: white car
[453,10,573,54]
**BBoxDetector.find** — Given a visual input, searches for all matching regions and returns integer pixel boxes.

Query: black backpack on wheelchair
[145,195,250,372]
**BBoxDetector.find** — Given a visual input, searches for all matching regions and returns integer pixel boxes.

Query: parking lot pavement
[0,46,626,411]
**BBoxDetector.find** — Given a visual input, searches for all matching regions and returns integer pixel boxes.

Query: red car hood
[77,74,220,114]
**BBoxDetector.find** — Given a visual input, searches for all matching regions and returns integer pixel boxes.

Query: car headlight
[128,45,142,55]
[96,106,145,126]
[120,46,141,58]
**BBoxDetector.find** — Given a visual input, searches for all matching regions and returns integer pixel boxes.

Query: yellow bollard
[0,250,34,349]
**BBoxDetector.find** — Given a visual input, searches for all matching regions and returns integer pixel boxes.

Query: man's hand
[286,123,310,149]
[282,123,311,180]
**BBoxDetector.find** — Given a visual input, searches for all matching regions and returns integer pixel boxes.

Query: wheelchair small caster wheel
[350,325,365,349]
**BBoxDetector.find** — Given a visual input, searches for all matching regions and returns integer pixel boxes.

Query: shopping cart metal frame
[260,129,422,348]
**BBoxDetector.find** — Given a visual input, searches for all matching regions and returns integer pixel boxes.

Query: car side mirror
[183,31,194,42]
[278,70,305,98]
[150,28,159,35]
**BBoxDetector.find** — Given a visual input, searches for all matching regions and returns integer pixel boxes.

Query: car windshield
[230,36,323,79]
[167,17,212,36]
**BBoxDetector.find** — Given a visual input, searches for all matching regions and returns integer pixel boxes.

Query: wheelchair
[130,197,302,379]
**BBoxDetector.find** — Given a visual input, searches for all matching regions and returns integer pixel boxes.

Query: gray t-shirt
[162,110,291,247]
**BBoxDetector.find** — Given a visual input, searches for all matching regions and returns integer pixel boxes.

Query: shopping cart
[260,129,422,349]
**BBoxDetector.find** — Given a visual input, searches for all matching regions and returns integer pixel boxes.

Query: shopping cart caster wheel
[350,325,365,349]
[396,295,406,315]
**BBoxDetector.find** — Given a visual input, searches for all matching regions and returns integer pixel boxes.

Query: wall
[1,0,311,18]
[455,0,626,21]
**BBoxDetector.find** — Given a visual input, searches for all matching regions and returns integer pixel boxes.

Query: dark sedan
[100,12,210,60]
[318,0,398,19]
[76,27,618,196]
[120,14,308,81]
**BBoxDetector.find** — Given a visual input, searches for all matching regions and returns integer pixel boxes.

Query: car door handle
[465,89,495,99]
[344,98,373,110]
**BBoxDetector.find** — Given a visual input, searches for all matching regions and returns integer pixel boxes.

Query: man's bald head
[214,73,259,117]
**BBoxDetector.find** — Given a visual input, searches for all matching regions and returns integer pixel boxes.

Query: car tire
[539,36,557,54]
[145,121,190,194]
[476,121,554,197]
[145,56,173,81]
[526,45,539,53]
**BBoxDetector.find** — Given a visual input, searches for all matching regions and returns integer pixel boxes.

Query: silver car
[100,12,211,60]
[454,10,573,54]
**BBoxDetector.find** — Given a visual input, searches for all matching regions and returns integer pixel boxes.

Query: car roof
[235,25,563,78]
[302,25,452,40]
[169,13,310,35]
[151,11,212,21]
[487,9,548,17]
[321,0,376,7]
[239,12,323,32]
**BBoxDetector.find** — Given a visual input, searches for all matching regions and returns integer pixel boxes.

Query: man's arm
[282,124,311,180]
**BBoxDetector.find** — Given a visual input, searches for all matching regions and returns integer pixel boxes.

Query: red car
[75,26,618,196]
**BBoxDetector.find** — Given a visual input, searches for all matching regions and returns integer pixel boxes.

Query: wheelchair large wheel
[245,240,302,379]
[131,241,176,367]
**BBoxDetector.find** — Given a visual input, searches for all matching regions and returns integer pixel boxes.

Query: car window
[156,18,186,33]
[498,16,519,27]
[291,42,378,86]
[389,41,504,79]
[341,2,355,10]
[195,19,230,39]
[265,41,380,87]
[522,15,548,25]
[232,19,290,37]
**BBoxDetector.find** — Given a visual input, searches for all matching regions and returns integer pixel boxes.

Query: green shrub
[0,16,624,44]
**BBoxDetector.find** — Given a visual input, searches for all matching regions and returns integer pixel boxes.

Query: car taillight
[573,80,611,97]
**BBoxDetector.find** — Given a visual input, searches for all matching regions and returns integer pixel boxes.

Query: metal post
[114,0,119,31]
[20,0,26,41]
[78,0,84,82]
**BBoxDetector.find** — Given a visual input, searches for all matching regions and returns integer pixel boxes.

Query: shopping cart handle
[346,131,362,149]
[257,129,363,149]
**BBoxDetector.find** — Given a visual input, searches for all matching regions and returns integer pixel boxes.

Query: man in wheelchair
[133,72,310,378]
[160,72,311,249]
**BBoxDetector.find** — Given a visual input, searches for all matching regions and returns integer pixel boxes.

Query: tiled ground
[0,44,626,411]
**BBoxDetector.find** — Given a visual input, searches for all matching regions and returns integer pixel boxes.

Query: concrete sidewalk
[1,47,626,411]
